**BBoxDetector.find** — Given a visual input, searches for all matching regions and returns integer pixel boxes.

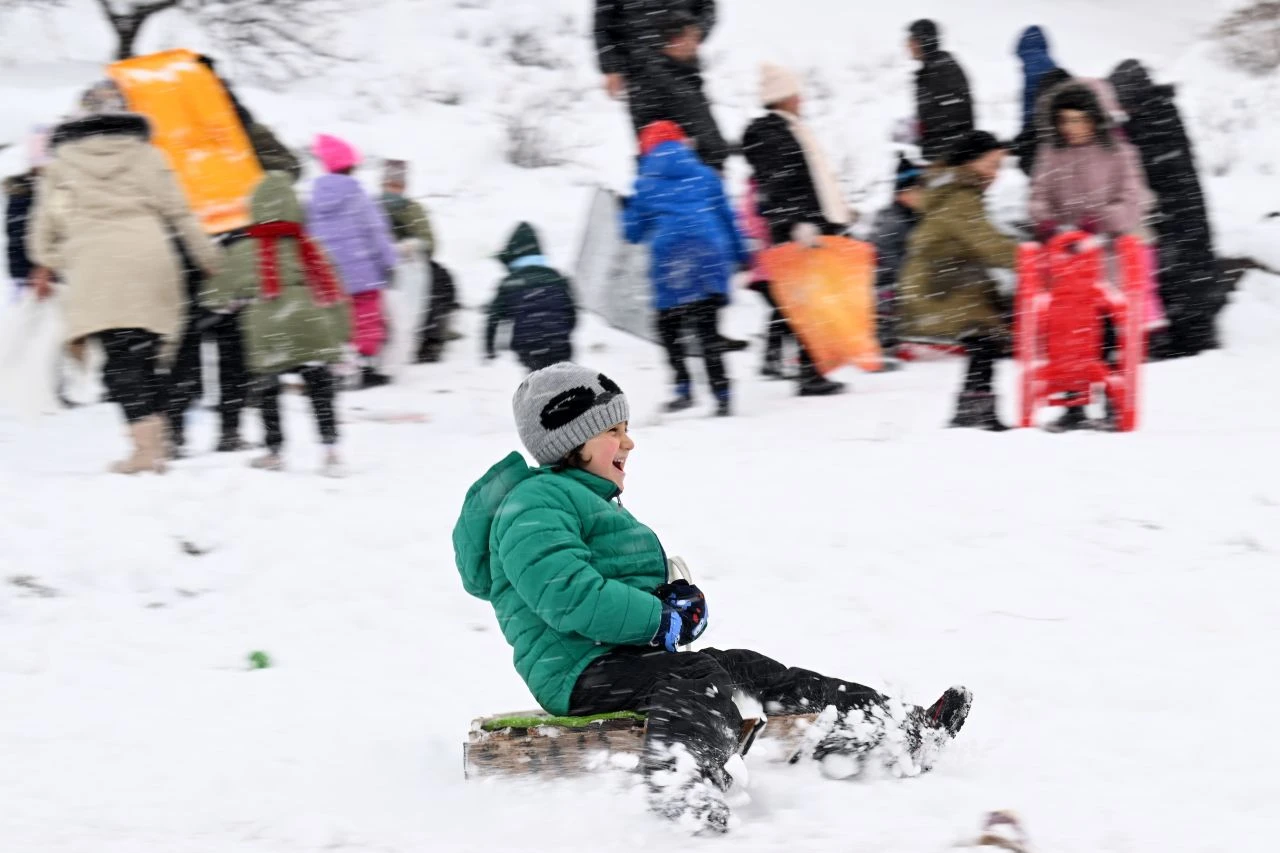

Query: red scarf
[245,221,344,307]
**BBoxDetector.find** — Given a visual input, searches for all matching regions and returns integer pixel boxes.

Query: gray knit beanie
[513,363,630,465]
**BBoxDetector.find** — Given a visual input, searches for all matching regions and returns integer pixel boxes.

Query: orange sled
[760,236,882,374]
[108,49,264,235]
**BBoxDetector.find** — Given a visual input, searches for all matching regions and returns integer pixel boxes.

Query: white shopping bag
[0,287,65,417]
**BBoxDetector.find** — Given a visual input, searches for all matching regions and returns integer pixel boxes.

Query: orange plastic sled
[108,49,263,235]
[760,236,882,374]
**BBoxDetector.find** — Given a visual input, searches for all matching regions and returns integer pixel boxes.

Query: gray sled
[574,187,658,344]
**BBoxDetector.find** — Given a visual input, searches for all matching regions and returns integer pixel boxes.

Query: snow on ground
[3,272,1279,852]
[3,1,1280,850]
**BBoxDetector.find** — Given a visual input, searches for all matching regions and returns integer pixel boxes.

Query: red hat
[638,120,688,156]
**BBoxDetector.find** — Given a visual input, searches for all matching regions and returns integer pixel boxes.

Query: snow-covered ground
[3,1,1280,850]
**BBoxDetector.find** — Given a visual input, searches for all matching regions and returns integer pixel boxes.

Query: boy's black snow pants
[655,299,729,396]
[255,366,338,452]
[98,328,165,423]
[569,646,887,785]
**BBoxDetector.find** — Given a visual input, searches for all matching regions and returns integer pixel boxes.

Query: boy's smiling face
[580,423,633,491]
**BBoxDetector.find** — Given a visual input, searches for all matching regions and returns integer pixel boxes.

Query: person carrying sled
[307,134,398,388]
[622,120,747,416]
[907,19,975,166]
[162,55,301,455]
[452,362,972,833]
[379,159,461,363]
[899,131,1017,431]
[741,63,850,396]
[1028,78,1147,431]
[485,222,577,372]
[27,81,222,473]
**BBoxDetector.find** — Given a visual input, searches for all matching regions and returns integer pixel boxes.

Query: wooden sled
[464,709,820,780]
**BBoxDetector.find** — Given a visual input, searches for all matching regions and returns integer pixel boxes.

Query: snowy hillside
[3,1,1280,851]
[5,0,1280,285]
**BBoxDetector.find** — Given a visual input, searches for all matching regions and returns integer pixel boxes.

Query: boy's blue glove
[650,580,708,651]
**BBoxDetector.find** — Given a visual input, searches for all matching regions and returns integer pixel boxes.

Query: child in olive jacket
[452,362,971,833]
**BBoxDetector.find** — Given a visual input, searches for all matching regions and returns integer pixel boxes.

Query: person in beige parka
[28,82,221,473]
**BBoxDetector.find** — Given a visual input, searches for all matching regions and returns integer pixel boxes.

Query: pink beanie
[313,133,360,173]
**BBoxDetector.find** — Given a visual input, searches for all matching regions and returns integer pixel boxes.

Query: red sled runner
[1014,232,1147,431]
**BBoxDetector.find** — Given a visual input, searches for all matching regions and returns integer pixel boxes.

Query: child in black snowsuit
[485,222,576,372]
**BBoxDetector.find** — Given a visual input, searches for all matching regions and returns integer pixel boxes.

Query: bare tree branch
[4,0,358,82]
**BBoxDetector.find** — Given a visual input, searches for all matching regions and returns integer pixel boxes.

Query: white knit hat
[760,63,802,107]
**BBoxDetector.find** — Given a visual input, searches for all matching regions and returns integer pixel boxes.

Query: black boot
[166,410,187,459]
[717,334,749,353]
[1044,405,1089,433]
[714,390,731,417]
[797,370,845,397]
[360,365,391,389]
[761,333,785,379]
[664,383,695,413]
[948,392,1009,431]
[215,411,251,452]
[923,686,973,738]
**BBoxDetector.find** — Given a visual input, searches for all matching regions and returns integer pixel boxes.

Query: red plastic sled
[1014,232,1147,431]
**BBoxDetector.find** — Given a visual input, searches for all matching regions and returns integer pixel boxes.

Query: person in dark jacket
[166,55,298,456]
[196,55,301,182]
[1108,59,1221,358]
[1013,66,1072,176]
[4,172,37,291]
[486,222,577,373]
[5,127,50,292]
[623,121,747,415]
[594,1,728,173]
[741,63,848,396]
[908,19,975,165]
[1010,27,1060,176]
[871,156,925,355]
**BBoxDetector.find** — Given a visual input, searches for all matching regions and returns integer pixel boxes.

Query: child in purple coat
[307,134,398,388]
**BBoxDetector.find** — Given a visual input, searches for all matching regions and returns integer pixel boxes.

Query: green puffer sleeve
[495,484,663,646]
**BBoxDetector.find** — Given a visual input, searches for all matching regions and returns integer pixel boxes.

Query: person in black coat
[594,1,728,173]
[4,171,36,290]
[908,19,975,165]
[1108,59,1221,357]
[742,64,849,396]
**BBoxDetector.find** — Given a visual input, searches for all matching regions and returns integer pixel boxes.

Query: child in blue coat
[623,121,749,416]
